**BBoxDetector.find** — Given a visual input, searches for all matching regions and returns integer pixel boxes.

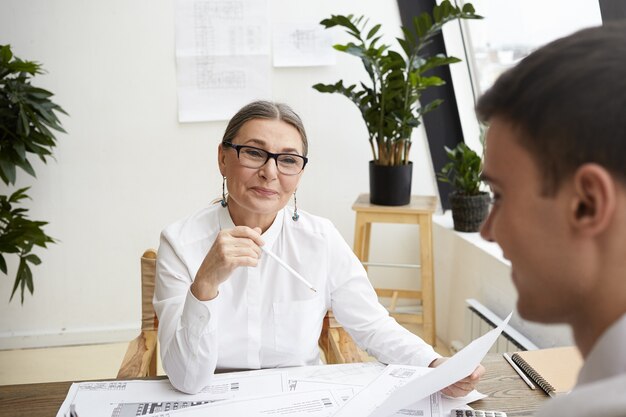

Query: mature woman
[154,100,483,395]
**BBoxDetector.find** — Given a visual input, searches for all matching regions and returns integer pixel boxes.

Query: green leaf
[433,5,442,23]
[397,38,411,57]
[0,45,12,64]
[420,13,433,37]
[7,60,39,75]
[25,253,41,265]
[440,1,453,18]
[8,187,31,203]
[0,254,6,274]
[419,76,446,88]
[0,158,17,185]
[401,27,415,48]
[463,3,476,14]
[18,106,31,136]
[15,156,36,178]
[9,260,22,301]
[366,24,381,40]
[12,141,26,161]
[344,44,366,58]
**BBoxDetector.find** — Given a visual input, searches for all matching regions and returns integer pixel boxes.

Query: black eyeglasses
[222,142,308,175]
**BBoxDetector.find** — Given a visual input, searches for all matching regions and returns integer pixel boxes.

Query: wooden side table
[352,193,437,345]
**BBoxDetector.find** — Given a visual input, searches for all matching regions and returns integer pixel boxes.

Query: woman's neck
[227,203,277,233]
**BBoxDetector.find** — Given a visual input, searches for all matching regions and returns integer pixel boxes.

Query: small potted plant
[313,1,481,205]
[437,142,489,232]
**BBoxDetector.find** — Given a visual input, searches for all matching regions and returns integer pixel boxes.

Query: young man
[476,21,626,417]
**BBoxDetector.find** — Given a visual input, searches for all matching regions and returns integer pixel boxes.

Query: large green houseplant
[313,1,481,205]
[437,141,489,232]
[0,45,66,303]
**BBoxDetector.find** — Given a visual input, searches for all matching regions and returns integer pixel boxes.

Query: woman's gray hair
[222,100,308,156]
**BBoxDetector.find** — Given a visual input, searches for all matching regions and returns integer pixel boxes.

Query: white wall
[433,214,574,350]
[0,0,445,348]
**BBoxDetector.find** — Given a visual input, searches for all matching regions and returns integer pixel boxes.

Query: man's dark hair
[476,21,626,194]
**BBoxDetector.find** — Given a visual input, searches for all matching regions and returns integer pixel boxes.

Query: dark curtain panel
[396,0,464,210]
[599,0,626,22]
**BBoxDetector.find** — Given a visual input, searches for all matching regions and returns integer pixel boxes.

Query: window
[464,0,603,96]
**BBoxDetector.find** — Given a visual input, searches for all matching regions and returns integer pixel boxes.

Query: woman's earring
[220,176,228,207]
[292,191,299,221]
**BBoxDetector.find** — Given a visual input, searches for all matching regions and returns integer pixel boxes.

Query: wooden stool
[352,193,437,345]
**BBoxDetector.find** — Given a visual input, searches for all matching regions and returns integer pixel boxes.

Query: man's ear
[569,163,616,235]
[218,143,226,176]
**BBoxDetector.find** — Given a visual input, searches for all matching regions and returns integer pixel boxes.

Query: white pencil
[261,246,317,292]
[502,352,536,390]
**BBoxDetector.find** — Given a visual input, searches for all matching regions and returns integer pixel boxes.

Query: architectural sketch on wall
[272,23,336,67]
[175,0,271,122]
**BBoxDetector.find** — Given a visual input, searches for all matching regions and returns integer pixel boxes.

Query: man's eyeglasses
[222,142,308,176]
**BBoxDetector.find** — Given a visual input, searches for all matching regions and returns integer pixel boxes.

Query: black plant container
[369,161,413,206]
[449,191,490,232]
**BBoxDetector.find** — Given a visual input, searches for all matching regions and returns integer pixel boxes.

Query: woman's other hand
[191,226,264,300]
[429,357,485,397]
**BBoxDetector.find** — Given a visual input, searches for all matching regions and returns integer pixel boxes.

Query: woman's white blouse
[154,204,439,393]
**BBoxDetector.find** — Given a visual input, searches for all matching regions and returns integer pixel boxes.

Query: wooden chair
[319,310,370,364]
[117,249,159,378]
[117,249,367,379]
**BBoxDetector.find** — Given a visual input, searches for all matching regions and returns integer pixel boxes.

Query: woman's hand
[429,357,485,397]
[191,226,264,300]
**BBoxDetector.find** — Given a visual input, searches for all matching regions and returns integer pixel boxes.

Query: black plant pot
[449,191,490,232]
[369,161,413,206]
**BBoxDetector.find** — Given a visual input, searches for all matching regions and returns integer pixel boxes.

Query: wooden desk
[0,379,72,417]
[474,354,548,416]
[352,193,437,345]
[0,354,547,417]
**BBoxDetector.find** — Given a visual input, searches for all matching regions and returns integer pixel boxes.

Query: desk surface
[0,353,547,417]
[473,354,547,416]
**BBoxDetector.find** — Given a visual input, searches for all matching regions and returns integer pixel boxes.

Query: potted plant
[437,142,489,232]
[0,45,66,303]
[313,1,481,205]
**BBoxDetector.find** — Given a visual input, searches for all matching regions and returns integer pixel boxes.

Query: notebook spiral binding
[511,353,557,396]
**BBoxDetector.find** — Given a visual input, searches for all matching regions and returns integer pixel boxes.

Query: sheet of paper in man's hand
[334,311,513,417]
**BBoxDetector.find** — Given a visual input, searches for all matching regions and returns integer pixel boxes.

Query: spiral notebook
[511,346,583,397]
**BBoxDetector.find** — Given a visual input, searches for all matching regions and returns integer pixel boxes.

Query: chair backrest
[117,249,159,379]
[140,249,158,331]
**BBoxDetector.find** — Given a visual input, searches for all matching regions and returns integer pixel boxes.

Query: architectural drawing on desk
[111,400,211,417]
[111,381,244,417]
[109,380,243,417]
[285,363,386,404]
[78,381,127,391]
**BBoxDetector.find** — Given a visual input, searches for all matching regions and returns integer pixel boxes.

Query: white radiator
[457,299,538,353]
